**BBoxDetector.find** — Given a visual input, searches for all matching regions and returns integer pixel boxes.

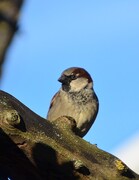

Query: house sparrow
[47,67,99,137]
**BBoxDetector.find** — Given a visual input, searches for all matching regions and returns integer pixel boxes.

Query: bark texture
[0,90,138,180]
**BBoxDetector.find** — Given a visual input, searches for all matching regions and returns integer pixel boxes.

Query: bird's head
[58,67,93,92]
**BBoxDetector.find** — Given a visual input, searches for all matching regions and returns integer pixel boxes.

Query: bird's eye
[70,74,76,80]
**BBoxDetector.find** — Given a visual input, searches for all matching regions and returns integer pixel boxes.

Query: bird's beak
[58,74,67,83]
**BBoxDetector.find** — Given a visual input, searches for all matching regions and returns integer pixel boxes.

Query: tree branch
[0,0,24,78]
[0,90,138,180]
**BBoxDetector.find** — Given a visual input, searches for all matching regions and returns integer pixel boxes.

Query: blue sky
[1,1,139,155]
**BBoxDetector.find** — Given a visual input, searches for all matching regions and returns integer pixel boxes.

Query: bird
[47,67,99,137]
